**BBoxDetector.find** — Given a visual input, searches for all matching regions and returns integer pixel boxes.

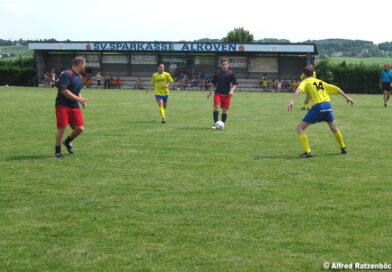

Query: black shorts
[97,80,101,86]
[382,82,391,92]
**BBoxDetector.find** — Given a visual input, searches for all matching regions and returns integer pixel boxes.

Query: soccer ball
[215,121,225,130]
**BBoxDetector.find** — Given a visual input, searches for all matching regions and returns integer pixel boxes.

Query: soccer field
[1,87,392,271]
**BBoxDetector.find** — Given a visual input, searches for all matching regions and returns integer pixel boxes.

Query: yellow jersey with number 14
[298,77,340,106]
[151,72,174,96]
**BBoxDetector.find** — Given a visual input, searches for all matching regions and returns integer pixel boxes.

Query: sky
[0,0,389,44]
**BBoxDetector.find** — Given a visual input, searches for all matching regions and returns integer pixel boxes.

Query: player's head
[384,63,390,70]
[157,63,165,73]
[303,64,314,77]
[220,58,229,71]
[72,56,86,73]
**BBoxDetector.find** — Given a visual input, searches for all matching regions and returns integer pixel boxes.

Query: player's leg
[156,97,166,123]
[212,94,221,129]
[222,108,228,123]
[63,109,84,154]
[297,121,312,157]
[384,90,388,107]
[221,95,230,123]
[327,121,347,154]
[55,106,69,157]
[55,128,66,157]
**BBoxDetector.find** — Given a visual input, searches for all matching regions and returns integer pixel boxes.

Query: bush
[316,59,381,94]
[0,57,36,86]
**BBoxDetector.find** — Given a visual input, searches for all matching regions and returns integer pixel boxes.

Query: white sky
[0,0,389,44]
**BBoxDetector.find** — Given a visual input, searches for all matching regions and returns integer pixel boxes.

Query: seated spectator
[110,77,115,88]
[115,76,121,88]
[83,77,88,88]
[135,77,143,89]
[87,77,92,88]
[282,80,289,91]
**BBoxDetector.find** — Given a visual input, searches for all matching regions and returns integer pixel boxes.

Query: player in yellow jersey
[147,63,174,123]
[300,66,317,110]
[288,65,354,158]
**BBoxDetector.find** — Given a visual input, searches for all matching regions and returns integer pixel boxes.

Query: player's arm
[164,74,174,88]
[207,83,215,99]
[207,74,217,99]
[288,88,301,112]
[146,79,154,93]
[338,89,354,105]
[229,75,238,97]
[60,89,86,105]
[78,92,87,108]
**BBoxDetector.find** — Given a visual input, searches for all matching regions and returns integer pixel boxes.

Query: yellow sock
[158,106,165,119]
[305,104,310,110]
[302,104,306,108]
[334,130,345,149]
[299,134,311,153]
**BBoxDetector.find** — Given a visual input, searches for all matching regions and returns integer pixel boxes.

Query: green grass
[1,87,392,271]
[0,45,33,61]
[328,57,392,66]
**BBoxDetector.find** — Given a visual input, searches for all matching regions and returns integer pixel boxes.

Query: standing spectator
[51,72,56,88]
[380,63,392,107]
[203,74,210,90]
[277,80,282,92]
[104,74,110,89]
[96,72,102,88]
[115,76,121,88]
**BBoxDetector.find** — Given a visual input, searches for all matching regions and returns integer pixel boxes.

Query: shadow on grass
[125,120,157,124]
[179,127,211,130]
[253,152,343,160]
[253,155,298,160]
[5,155,53,161]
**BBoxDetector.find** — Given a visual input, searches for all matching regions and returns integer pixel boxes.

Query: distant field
[0,45,33,61]
[327,57,392,66]
[1,87,392,271]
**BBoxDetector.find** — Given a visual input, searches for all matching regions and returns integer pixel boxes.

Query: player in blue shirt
[207,58,238,129]
[55,57,87,158]
[380,63,392,107]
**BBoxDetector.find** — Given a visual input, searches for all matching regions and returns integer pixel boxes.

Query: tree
[222,27,254,43]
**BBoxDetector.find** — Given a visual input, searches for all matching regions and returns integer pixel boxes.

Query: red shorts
[214,93,231,109]
[56,105,84,129]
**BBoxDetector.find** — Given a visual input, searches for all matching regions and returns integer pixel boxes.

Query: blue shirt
[56,69,83,108]
[212,70,238,94]
[380,69,392,83]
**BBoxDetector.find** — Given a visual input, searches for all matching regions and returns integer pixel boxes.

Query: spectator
[87,77,92,88]
[104,74,110,89]
[115,76,121,88]
[83,77,88,88]
[51,72,56,88]
[110,77,115,88]
[283,80,289,91]
[271,80,277,92]
[96,72,102,88]
[277,80,282,92]
[135,77,143,89]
